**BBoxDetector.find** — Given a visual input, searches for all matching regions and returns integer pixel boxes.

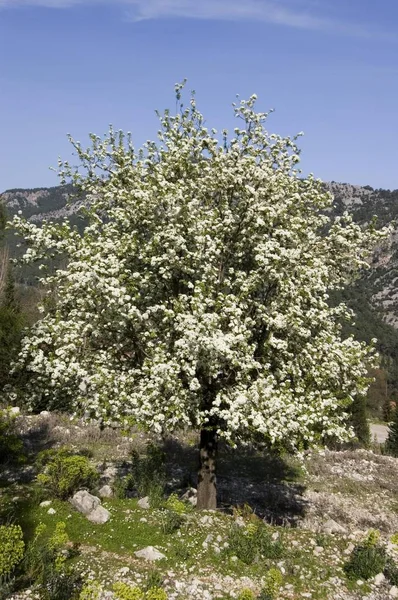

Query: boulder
[138,496,150,509]
[98,485,113,498]
[134,546,166,561]
[70,490,100,515]
[322,518,347,535]
[374,573,385,586]
[181,487,197,507]
[86,505,110,524]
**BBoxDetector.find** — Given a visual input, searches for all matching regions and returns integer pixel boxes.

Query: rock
[47,508,56,515]
[70,490,100,515]
[39,410,50,417]
[314,546,324,554]
[374,573,385,586]
[134,546,166,561]
[181,487,197,507]
[344,543,355,555]
[322,518,347,535]
[138,496,150,509]
[390,586,398,598]
[70,490,109,523]
[98,485,113,498]
[86,505,110,524]
[9,407,20,415]
[102,466,118,482]
[40,500,52,507]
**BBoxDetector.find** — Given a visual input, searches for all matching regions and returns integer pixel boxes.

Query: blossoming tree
[11,85,386,508]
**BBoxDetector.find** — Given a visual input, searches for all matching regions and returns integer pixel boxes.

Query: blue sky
[0,0,397,191]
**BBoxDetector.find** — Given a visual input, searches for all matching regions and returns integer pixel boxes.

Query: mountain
[2,181,398,416]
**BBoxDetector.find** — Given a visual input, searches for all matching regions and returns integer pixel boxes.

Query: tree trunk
[196,425,218,510]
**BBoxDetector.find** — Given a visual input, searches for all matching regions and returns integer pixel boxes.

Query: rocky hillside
[2,181,398,322]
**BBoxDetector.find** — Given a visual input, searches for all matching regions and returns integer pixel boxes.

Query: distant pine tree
[386,408,398,457]
[0,203,24,390]
[349,394,371,447]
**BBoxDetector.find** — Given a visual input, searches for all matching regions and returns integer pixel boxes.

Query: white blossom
[8,86,388,451]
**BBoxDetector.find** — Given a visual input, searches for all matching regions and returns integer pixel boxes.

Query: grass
[2,413,398,599]
[0,481,375,600]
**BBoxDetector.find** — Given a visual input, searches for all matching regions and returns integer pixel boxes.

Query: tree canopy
[9,85,387,507]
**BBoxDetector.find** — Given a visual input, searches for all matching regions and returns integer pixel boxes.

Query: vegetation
[36,449,99,500]
[3,88,398,599]
[386,407,398,456]
[0,523,25,577]
[9,85,385,512]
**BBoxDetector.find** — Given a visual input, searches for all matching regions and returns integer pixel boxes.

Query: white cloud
[0,0,388,39]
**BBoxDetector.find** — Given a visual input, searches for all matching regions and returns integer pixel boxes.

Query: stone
[181,487,197,507]
[138,496,150,509]
[98,485,113,498]
[314,546,324,554]
[70,490,100,515]
[9,407,20,415]
[40,500,52,507]
[102,466,118,481]
[47,508,56,515]
[39,411,50,417]
[374,573,385,586]
[390,586,398,598]
[86,506,110,524]
[234,516,245,528]
[322,518,347,535]
[70,490,109,523]
[134,546,166,561]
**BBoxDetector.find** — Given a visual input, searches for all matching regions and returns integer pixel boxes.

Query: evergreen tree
[0,203,24,390]
[386,408,398,457]
[349,394,370,447]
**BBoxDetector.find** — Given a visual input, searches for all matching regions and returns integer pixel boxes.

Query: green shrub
[22,520,81,599]
[145,588,167,600]
[165,493,190,514]
[386,407,398,457]
[144,570,163,592]
[0,409,25,465]
[131,443,166,497]
[114,443,166,501]
[159,509,184,535]
[0,524,25,577]
[228,524,284,565]
[363,529,380,547]
[0,573,16,600]
[79,580,102,600]
[147,483,165,509]
[384,558,398,586]
[256,527,284,559]
[113,582,143,600]
[228,526,257,565]
[37,449,99,499]
[41,564,82,600]
[390,533,398,545]
[344,544,386,580]
[259,568,283,600]
[237,589,256,600]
